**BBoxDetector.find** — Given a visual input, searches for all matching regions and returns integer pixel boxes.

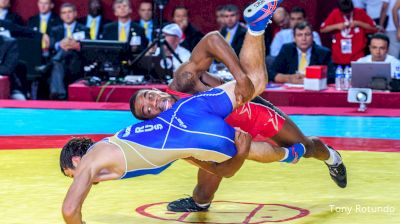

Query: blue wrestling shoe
[167,197,210,212]
[281,143,305,164]
[244,0,283,34]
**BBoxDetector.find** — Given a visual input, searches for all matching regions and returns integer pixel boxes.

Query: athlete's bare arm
[171,31,254,104]
[185,129,251,178]
[62,144,125,224]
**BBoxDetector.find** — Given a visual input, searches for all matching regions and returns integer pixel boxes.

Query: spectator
[135,1,156,43]
[101,0,148,51]
[0,0,22,25]
[154,23,191,72]
[272,22,334,84]
[172,6,204,52]
[352,0,384,26]
[270,6,322,57]
[380,0,400,57]
[46,3,89,100]
[1,19,43,39]
[356,33,400,77]
[78,0,109,40]
[220,4,247,56]
[320,0,377,66]
[0,35,26,99]
[28,0,61,57]
[215,5,226,31]
[272,7,290,36]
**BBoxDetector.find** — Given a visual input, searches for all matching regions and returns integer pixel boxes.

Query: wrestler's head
[130,89,177,120]
[60,137,94,178]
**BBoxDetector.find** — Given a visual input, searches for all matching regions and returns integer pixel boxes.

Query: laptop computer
[351,62,391,90]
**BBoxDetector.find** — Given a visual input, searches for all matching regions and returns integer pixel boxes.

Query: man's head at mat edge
[60,137,94,178]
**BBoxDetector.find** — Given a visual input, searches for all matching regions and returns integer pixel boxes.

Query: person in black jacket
[78,0,109,40]
[219,4,247,56]
[28,0,62,35]
[172,6,204,52]
[271,21,334,84]
[0,0,23,25]
[101,0,148,52]
[45,3,89,100]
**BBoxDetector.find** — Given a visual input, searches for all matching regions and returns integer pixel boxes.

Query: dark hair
[172,6,189,17]
[129,91,146,120]
[60,3,77,12]
[290,6,306,18]
[370,33,390,47]
[293,21,313,36]
[338,0,354,14]
[216,5,225,12]
[224,4,239,13]
[59,137,94,175]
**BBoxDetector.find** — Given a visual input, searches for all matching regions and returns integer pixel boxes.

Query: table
[0,76,10,99]
[68,81,400,108]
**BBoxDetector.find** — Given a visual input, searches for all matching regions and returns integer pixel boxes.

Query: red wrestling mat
[1,135,399,152]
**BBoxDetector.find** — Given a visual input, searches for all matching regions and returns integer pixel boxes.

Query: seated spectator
[356,33,400,77]
[215,5,226,31]
[272,7,290,36]
[28,0,62,57]
[78,0,109,40]
[46,3,89,100]
[135,1,156,43]
[1,19,43,39]
[101,0,148,52]
[0,35,25,99]
[320,0,377,66]
[220,4,247,56]
[153,23,191,72]
[272,22,335,84]
[270,7,322,57]
[0,0,22,25]
[172,6,204,52]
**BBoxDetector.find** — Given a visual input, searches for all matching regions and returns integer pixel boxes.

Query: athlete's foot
[325,147,347,188]
[244,0,283,35]
[167,197,210,212]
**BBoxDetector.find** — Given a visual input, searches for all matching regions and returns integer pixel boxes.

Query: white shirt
[352,0,383,19]
[155,45,191,71]
[356,54,400,77]
[270,29,322,57]
[382,0,400,31]
[0,9,8,20]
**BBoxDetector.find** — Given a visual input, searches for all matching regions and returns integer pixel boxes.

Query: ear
[71,156,81,168]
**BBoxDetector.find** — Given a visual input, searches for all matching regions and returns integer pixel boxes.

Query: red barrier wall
[10,0,336,34]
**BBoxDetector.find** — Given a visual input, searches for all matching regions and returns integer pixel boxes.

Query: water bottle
[394,66,400,79]
[335,65,343,90]
[343,65,352,90]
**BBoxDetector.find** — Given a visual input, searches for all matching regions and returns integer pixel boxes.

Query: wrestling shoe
[244,0,283,34]
[325,147,347,188]
[167,197,210,212]
[280,143,306,164]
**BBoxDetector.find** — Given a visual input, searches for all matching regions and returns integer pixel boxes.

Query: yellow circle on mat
[0,149,399,223]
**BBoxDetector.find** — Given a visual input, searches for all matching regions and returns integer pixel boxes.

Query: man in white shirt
[356,33,400,77]
[352,0,383,24]
[156,23,191,71]
[270,7,322,57]
[380,0,400,57]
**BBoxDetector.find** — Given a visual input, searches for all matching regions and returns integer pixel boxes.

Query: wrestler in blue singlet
[104,88,238,179]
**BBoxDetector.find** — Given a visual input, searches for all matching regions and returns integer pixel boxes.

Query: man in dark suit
[0,0,23,25]
[101,0,148,52]
[219,4,247,56]
[0,35,26,99]
[271,21,334,84]
[172,6,204,52]
[28,0,62,57]
[135,1,160,43]
[46,3,89,100]
[78,0,109,40]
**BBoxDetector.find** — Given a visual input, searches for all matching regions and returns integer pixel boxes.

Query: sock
[247,28,265,36]
[280,147,289,161]
[195,202,211,208]
[325,146,342,165]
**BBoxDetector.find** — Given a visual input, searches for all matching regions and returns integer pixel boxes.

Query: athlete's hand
[234,75,254,106]
[234,128,251,158]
